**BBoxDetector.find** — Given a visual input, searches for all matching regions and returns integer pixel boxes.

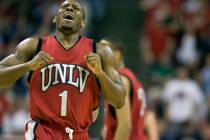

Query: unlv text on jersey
[40,63,90,92]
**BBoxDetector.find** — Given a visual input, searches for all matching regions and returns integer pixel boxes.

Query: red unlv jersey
[28,36,100,131]
[104,68,147,140]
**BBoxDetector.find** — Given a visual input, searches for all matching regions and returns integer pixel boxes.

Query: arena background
[0,0,210,140]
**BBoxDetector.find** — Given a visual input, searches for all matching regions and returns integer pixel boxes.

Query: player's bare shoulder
[0,37,40,67]
[14,37,39,63]
[96,42,114,65]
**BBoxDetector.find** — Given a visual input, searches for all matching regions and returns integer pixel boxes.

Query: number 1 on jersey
[59,90,68,116]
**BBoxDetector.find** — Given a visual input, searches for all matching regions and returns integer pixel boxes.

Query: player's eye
[61,5,68,9]
[73,6,80,10]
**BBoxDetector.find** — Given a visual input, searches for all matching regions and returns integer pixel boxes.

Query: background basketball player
[101,38,158,140]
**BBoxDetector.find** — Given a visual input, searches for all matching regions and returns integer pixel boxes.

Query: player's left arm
[85,43,126,109]
[114,75,132,140]
[145,110,159,140]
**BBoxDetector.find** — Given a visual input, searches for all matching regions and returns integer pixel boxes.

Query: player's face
[55,0,85,35]
[113,50,121,65]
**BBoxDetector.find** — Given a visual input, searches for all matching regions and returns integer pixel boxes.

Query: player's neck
[55,31,80,49]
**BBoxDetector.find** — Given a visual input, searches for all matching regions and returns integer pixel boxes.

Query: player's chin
[61,24,74,30]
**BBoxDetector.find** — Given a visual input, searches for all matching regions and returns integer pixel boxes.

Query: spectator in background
[139,0,210,139]
[200,24,210,64]
[175,19,200,67]
[200,54,210,97]
[139,0,177,88]
[161,65,205,139]
[2,97,29,135]
[140,0,175,64]
[150,51,175,85]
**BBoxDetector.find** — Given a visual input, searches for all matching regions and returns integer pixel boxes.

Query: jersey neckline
[53,35,82,52]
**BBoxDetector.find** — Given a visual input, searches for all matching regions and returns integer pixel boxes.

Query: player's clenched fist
[27,51,54,70]
[85,53,103,76]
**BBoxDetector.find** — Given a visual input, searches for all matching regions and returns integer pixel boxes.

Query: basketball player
[0,0,126,139]
[101,39,148,140]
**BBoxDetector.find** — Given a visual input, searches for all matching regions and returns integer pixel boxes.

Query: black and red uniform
[104,68,147,140]
[25,36,100,140]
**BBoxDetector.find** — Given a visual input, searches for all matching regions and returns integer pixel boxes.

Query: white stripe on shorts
[25,120,39,140]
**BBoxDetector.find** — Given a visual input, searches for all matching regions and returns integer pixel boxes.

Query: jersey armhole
[92,40,97,53]
[27,38,43,84]
[92,40,101,90]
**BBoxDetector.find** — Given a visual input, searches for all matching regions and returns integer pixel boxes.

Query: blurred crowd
[0,0,58,136]
[0,0,210,140]
[139,0,210,140]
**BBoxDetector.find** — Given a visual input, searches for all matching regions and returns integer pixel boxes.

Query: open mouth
[63,14,74,21]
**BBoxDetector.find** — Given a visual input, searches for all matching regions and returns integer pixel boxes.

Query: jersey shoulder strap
[92,40,97,53]
[27,38,43,84]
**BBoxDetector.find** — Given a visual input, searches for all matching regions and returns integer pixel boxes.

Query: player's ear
[115,50,122,61]
[81,20,86,28]
[53,16,56,23]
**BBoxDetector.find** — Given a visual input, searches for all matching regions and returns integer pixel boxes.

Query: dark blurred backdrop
[0,0,210,140]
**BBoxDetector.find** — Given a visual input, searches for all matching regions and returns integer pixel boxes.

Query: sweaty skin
[114,75,132,140]
[100,40,132,140]
[0,0,125,109]
[145,111,159,140]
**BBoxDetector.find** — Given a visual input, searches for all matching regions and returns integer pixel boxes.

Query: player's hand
[27,51,54,70]
[85,53,103,76]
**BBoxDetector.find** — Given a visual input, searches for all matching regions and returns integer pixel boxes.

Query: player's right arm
[0,38,53,88]
[114,75,131,140]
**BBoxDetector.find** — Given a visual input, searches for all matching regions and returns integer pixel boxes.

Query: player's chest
[39,63,90,93]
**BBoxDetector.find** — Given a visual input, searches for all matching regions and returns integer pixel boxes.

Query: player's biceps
[0,54,23,67]
[14,46,32,63]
